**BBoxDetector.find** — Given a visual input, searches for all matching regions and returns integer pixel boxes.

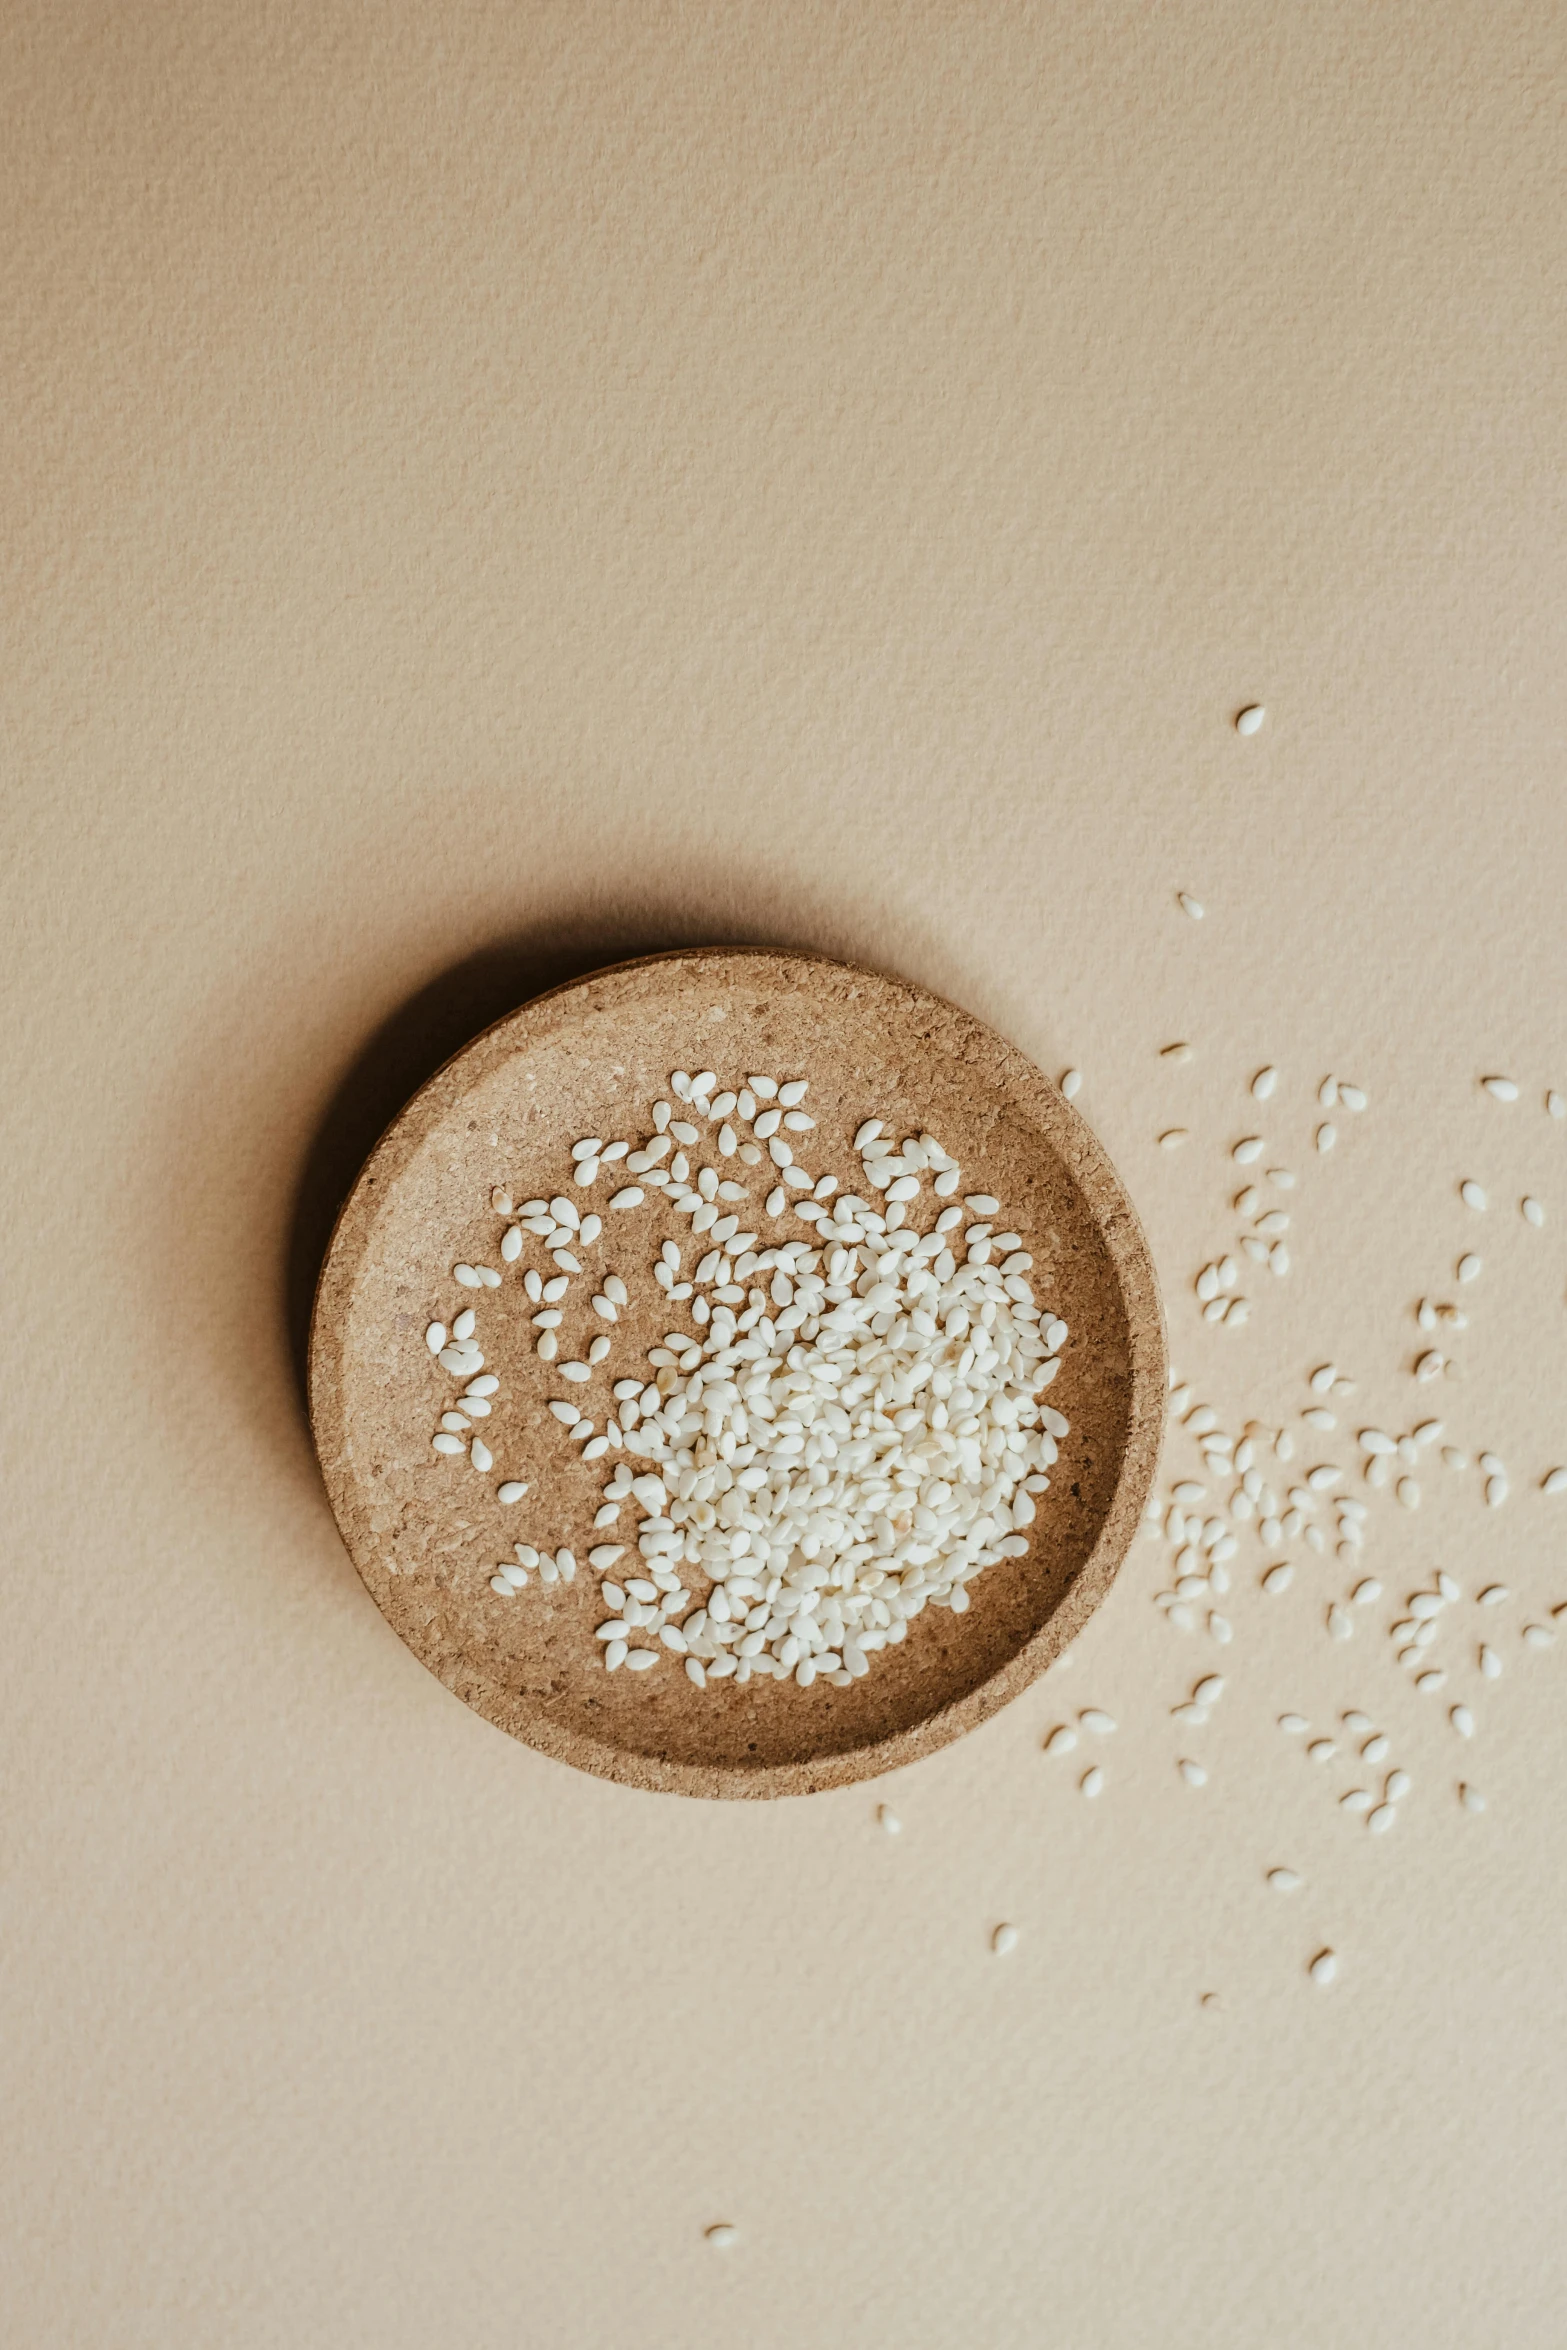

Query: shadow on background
[283,909,801,1416]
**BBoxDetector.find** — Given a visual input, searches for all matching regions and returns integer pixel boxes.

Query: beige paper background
[4,5,1566,2343]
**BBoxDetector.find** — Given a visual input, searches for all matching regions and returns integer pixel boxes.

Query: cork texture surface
[310,950,1166,1794]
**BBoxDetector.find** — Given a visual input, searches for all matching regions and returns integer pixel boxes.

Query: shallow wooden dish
[309,949,1165,1797]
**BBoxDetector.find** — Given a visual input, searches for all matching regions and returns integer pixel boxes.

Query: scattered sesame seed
[992,1922,1020,1955]
[1235,704,1266,735]
[1080,1765,1105,1798]
[1308,1949,1338,1987]
[1060,1068,1082,1100]
[1316,1122,1337,1152]
[1482,1076,1519,1102]
[1178,892,1205,920]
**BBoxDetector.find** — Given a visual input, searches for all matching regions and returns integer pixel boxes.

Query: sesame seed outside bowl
[307,949,1165,1800]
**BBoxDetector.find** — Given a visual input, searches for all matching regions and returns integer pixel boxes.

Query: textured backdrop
[4,5,1566,2344]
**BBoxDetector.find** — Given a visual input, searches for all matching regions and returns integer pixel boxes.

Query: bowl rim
[308,945,1167,1797]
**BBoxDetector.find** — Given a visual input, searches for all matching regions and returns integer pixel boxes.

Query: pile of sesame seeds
[417,1068,1068,1691]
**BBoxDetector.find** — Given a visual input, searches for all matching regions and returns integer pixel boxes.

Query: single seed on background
[1060,1068,1082,1100]
[1252,1065,1278,1100]
[1459,1784,1486,1813]
[1316,1122,1337,1152]
[1235,704,1266,735]
[992,1923,1020,1956]
[878,1805,901,1834]
[1481,1076,1519,1102]
[1461,1181,1486,1209]
[1268,1868,1302,1891]
[1522,1196,1546,1227]
[1308,1949,1338,1987]
[705,2224,739,2249]
[1080,1765,1105,1797]
[1178,892,1205,920]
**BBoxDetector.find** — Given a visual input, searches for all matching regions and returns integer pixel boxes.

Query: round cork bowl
[308,949,1165,1797]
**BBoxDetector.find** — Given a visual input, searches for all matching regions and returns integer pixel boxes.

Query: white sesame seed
[1044,1725,1078,1755]
[1522,1196,1545,1227]
[1338,1084,1367,1112]
[1161,1041,1193,1063]
[1460,1784,1486,1812]
[469,1438,493,1472]
[1341,1789,1372,1813]
[425,1321,447,1353]
[1233,1137,1265,1164]
[1482,1076,1519,1102]
[705,2223,738,2249]
[1178,1758,1207,1787]
[1080,1765,1104,1797]
[1279,1714,1308,1734]
[1416,1669,1446,1692]
[992,1922,1020,1955]
[1316,1122,1337,1152]
[1309,1949,1338,1986]
[1262,1563,1293,1593]
[432,1433,465,1456]
[1478,1584,1509,1605]
[625,1649,658,1672]
[609,1186,645,1210]
[1178,892,1205,920]
[1268,1867,1302,1891]
[1080,1709,1117,1735]
[1327,1605,1352,1640]
[1367,1804,1396,1835]
[1251,1065,1278,1100]
[1451,1704,1475,1737]
[1523,1623,1556,1649]
[1060,1068,1082,1100]
[1550,1090,1566,1118]
[1307,1739,1336,1762]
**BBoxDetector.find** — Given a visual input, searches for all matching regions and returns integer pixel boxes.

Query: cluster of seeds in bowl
[418,1068,1069,1691]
